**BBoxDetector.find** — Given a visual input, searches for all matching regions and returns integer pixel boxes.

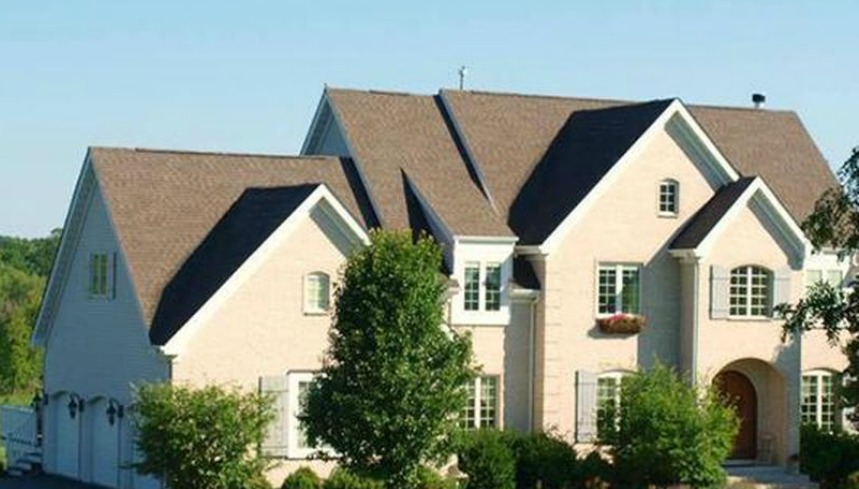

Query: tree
[0,263,44,394]
[779,147,859,428]
[601,363,739,488]
[301,230,475,489]
[133,383,274,489]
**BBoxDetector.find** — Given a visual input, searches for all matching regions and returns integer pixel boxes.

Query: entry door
[717,370,757,459]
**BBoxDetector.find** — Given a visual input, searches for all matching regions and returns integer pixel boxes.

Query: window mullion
[615,266,623,313]
[474,377,482,427]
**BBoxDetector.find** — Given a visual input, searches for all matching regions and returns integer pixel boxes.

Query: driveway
[0,475,100,488]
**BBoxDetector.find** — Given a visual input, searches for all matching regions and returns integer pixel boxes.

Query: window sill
[302,310,330,317]
[657,212,679,219]
[725,316,777,322]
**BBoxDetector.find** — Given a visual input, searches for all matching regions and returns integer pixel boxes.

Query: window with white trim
[288,372,318,458]
[805,269,843,292]
[729,265,771,317]
[462,262,503,312]
[303,272,330,314]
[88,252,114,298]
[658,179,679,215]
[597,372,628,438]
[460,376,498,429]
[597,264,641,315]
[801,370,838,432]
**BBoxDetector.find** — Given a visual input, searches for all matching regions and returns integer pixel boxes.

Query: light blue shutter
[259,376,288,457]
[773,267,792,314]
[575,370,597,443]
[710,266,730,319]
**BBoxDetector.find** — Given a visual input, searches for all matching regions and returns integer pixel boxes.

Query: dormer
[450,237,517,326]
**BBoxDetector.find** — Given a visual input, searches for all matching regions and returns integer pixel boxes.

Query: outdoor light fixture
[106,399,124,426]
[67,393,83,419]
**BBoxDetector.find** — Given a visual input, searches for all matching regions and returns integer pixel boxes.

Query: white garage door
[55,393,81,479]
[91,399,120,488]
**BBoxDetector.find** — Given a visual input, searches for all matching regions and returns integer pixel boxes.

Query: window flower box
[596,314,646,334]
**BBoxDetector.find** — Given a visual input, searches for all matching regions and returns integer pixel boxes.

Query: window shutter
[110,252,118,299]
[575,370,598,443]
[259,375,289,457]
[773,267,792,312]
[710,266,730,319]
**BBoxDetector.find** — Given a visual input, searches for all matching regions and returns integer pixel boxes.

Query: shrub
[455,429,516,489]
[605,363,738,489]
[512,432,578,489]
[323,468,384,489]
[283,467,323,489]
[416,466,457,489]
[577,451,612,489]
[800,424,859,489]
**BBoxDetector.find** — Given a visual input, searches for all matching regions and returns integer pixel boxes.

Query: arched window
[801,369,839,432]
[658,179,679,215]
[303,272,330,314]
[729,265,771,317]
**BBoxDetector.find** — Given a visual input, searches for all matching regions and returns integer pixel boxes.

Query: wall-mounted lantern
[106,399,124,426]
[67,393,84,419]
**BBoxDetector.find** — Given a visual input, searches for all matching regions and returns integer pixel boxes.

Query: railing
[1,405,40,469]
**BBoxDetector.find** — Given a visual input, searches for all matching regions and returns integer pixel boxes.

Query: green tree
[779,147,859,428]
[0,228,61,277]
[601,363,739,488]
[0,263,44,394]
[301,230,475,489]
[133,383,274,489]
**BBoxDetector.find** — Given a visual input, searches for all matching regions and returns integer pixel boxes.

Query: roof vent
[752,93,766,109]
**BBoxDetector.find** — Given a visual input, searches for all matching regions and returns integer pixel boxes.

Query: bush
[247,474,274,489]
[323,469,384,489]
[283,467,323,489]
[416,466,457,489]
[577,451,611,489]
[513,432,578,489]
[800,424,859,489]
[455,429,516,489]
[605,363,738,489]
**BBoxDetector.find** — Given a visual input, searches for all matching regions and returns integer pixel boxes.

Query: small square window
[658,180,679,215]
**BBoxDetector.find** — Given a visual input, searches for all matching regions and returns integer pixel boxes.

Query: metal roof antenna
[458,65,468,91]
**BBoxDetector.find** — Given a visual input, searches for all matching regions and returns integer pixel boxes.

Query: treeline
[0,229,61,396]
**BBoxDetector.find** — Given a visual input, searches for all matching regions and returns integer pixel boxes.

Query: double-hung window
[805,269,843,292]
[597,264,641,315]
[304,272,331,314]
[288,372,318,458]
[801,370,838,432]
[460,376,499,429]
[658,179,679,215]
[463,262,502,312]
[729,266,771,317]
[596,372,627,438]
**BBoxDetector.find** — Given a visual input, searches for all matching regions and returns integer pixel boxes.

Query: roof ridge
[441,88,634,105]
[90,146,340,161]
[687,103,795,114]
[326,86,432,98]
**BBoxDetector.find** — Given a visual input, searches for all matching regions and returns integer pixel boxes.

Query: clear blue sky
[1,0,856,237]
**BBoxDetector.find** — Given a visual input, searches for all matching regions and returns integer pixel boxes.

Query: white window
[597,372,629,438]
[801,370,838,432]
[462,262,503,312]
[460,376,498,429]
[303,272,330,314]
[597,264,641,315]
[658,179,679,215]
[288,372,318,458]
[729,265,771,317]
[805,269,843,291]
[88,252,114,298]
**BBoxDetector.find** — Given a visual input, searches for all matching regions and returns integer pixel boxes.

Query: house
[8,87,849,488]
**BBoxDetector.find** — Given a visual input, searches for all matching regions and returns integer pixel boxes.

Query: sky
[1,1,856,237]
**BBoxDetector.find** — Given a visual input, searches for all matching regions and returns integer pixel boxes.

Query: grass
[0,391,38,472]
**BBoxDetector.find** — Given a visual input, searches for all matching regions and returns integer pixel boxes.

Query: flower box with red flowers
[596,313,646,334]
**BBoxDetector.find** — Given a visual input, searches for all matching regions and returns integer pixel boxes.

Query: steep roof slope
[90,147,374,330]
[442,90,838,228]
[325,89,513,237]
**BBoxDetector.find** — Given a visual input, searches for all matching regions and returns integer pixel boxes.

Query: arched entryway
[715,370,757,459]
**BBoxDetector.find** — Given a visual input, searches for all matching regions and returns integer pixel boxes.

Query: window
[303,272,330,314]
[288,372,318,458]
[460,376,498,429]
[464,263,481,311]
[658,180,679,215]
[597,264,641,315]
[801,370,838,432]
[729,266,771,317]
[597,372,629,439]
[462,262,504,312]
[88,252,113,298]
[805,269,843,291]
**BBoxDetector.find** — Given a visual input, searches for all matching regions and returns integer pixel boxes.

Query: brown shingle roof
[325,89,514,237]
[90,147,374,332]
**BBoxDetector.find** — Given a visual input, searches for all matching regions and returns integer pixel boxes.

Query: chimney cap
[752,93,766,108]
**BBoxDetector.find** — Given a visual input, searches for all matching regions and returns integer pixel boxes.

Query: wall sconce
[106,399,124,426]
[67,393,84,419]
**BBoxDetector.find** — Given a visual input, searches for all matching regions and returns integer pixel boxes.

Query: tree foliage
[301,230,475,489]
[779,147,859,428]
[133,383,274,489]
[601,363,739,489]
[0,228,61,277]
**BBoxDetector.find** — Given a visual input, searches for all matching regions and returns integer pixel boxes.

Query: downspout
[528,297,536,431]
[691,258,701,386]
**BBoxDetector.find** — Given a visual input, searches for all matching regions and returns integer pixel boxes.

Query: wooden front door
[716,370,757,459]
